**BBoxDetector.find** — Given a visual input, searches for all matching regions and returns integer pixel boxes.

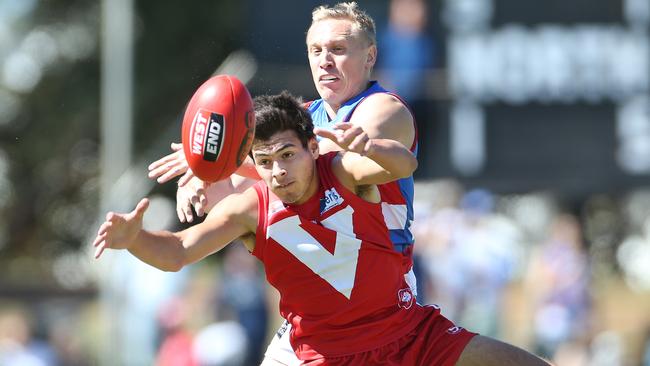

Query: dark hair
[253,91,315,148]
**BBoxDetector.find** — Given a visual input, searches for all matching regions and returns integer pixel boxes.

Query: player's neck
[323,81,373,119]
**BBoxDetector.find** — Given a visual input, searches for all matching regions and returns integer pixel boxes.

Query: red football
[181,75,255,182]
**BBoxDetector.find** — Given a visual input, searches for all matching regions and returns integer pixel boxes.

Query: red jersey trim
[252,181,268,261]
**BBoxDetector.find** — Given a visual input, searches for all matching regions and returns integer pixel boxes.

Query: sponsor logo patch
[319,188,344,214]
[397,288,414,309]
[276,320,290,338]
[190,109,225,162]
[446,326,463,335]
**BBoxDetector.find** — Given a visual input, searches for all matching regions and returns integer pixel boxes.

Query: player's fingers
[184,203,194,223]
[177,170,195,187]
[176,202,187,223]
[332,122,352,131]
[196,188,208,217]
[131,198,150,220]
[157,164,189,184]
[92,233,107,248]
[337,128,358,148]
[347,133,370,153]
[97,221,112,236]
[195,202,205,217]
[190,194,205,217]
[362,138,374,156]
[148,160,177,179]
[198,190,208,207]
[170,142,183,151]
[148,151,180,171]
[177,192,194,223]
[105,212,115,222]
[314,127,340,142]
[94,241,107,259]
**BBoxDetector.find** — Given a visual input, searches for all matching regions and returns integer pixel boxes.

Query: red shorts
[302,306,477,366]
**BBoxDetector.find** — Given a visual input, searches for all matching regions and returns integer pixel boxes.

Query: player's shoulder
[360,91,409,111]
[349,92,414,146]
[352,92,412,124]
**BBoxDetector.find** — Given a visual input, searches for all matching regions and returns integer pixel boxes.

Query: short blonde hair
[310,2,376,46]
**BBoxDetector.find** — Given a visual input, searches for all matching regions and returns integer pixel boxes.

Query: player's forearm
[127,230,187,272]
[365,139,418,178]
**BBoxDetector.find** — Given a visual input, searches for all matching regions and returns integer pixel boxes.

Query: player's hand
[92,198,150,259]
[148,142,195,186]
[314,123,374,156]
[176,177,210,223]
[175,177,243,223]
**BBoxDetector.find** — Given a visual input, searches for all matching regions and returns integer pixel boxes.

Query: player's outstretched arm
[92,188,258,271]
[148,142,260,185]
[315,123,417,186]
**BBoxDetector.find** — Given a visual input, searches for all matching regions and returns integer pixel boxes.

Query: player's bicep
[177,188,258,264]
[349,94,415,149]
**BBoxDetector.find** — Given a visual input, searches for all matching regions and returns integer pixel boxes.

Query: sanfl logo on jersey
[320,188,344,214]
[397,288,414,309]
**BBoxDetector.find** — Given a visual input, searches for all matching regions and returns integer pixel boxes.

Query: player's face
[252,130,319,205]
[307,18,376,111]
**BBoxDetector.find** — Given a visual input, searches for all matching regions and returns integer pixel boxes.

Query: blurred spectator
[192,321,248,366]
[411,180,465,313]
[582,194,623,280]
[377,0,436,102]
[376,0,438,172]
[413,187,521,338]
[617,190,650,292]
[588,330,624,366]
[155,297,197,366]
[0,306,55,366]
[526,213,592,362]
[215,243,269,366]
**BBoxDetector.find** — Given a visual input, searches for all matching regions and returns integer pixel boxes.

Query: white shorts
[262,269,418,365]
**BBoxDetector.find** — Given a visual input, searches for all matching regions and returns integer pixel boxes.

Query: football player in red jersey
[95,93,549,365]
[149,5,422,362]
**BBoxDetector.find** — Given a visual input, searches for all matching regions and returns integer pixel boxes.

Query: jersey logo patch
[320,188,344,215]
[398,288,414,309]
[267,206,361,299]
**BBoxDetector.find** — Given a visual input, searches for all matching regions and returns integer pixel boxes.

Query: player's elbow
[160,248,189,272]
[163,258,185,272]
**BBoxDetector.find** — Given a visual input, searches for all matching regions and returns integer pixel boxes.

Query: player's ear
[309,137,319,158]
[366,44,377,69]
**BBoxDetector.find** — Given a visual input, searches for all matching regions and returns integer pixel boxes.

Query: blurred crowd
[410,180,650,366]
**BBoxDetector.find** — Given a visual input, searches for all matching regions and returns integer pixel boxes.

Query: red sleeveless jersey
[252,152,431,360]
